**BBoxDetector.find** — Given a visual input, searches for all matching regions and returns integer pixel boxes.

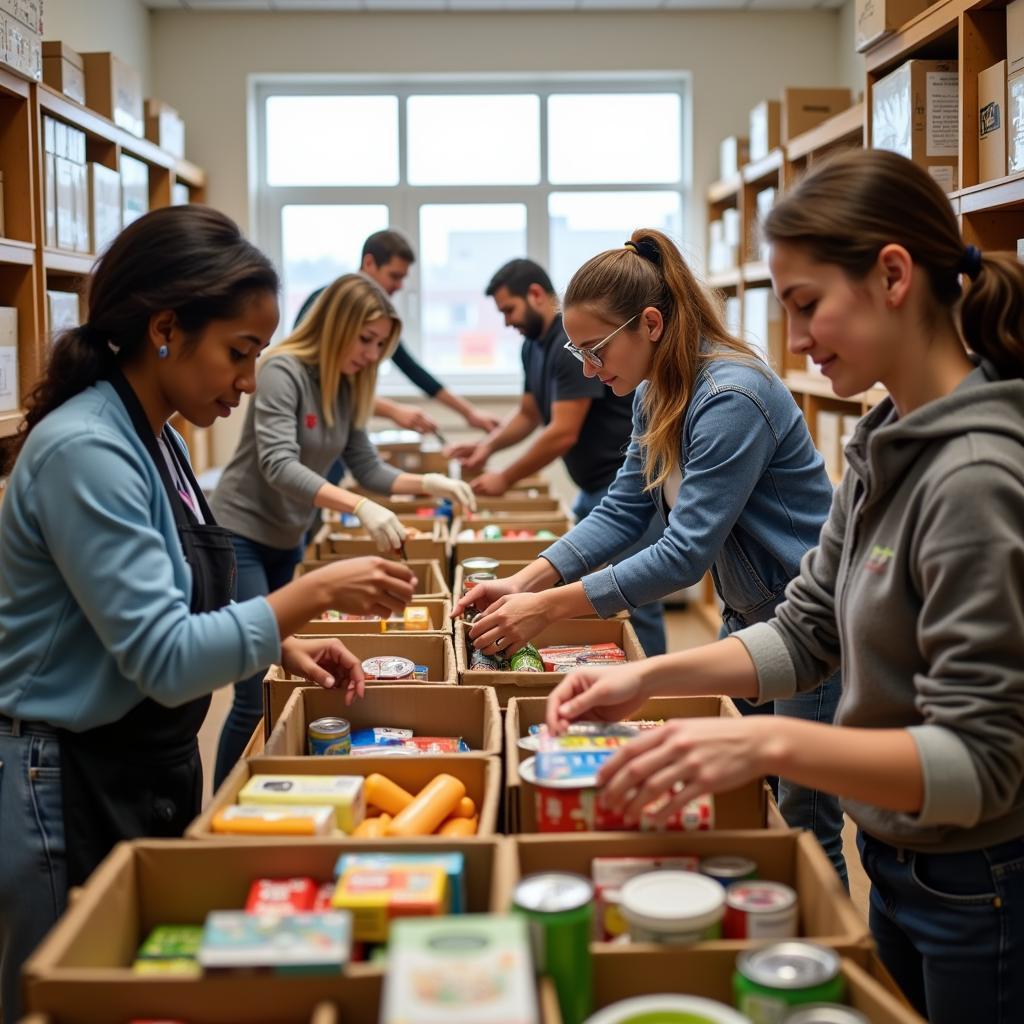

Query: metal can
[361,656,416,681]
[460,556,500,574]
[724,881,798,940]
[307,717,351,756]
[462,571,496,624]
[782,1006,869,1024]
[619,870,724,944]
[512,872,593,1024]
[734,943,845,1023]
[700,855,758,887]
[509,643,544,673]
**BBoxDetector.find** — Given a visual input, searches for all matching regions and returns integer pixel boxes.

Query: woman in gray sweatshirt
[545,150,1024,1024]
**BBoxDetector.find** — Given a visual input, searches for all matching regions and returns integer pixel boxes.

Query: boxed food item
[331,863,448,942]
[119,153,149,228]
[749,100,781,161]
[237,774,366,834]
[145,98,185,158]
[979,61,1009,182]
[0,305,17,413]
[334,852,467,915]
[87,162,122,254]
[1010,70,1024,174]
[211,804,335,837]
[855,0,933,52]
[782,87,854,142]
[872,59,959,193]
[718,135,748,179]
[82,51,144,136]
[42,40,85,104]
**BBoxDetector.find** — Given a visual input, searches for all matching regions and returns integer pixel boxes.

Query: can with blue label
[308,717,351,756]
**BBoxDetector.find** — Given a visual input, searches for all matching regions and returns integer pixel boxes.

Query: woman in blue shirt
[454,229,845,878]
[0,206,415,1024]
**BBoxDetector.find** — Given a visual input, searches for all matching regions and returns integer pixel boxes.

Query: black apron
[58,371,238,886]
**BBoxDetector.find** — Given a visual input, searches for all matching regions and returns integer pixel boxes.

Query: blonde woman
[212,273,472,783]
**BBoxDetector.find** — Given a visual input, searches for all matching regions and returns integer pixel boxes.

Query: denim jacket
[541,356,834,629]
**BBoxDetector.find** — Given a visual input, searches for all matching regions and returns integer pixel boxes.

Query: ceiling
[144,0,847,12]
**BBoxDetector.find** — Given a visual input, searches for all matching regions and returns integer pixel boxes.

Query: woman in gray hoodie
[545,149,1024,1024]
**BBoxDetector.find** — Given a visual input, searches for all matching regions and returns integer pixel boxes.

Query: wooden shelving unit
[0,68,211,474]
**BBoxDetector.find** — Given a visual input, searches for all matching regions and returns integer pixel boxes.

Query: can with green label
[734,942,845,1023]
[512,872,593,1024]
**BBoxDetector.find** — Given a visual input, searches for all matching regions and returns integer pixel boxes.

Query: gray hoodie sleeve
[342,425,401,496]
[904,461,1024,830]
[733,469,852,703]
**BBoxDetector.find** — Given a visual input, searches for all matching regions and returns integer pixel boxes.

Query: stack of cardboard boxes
[0,0,41,81]
[977,0,1024,181]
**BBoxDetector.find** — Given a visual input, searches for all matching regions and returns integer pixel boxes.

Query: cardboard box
[297,597,452,637]
[295,558,449,600]
[46,291,79,341]
[144,97,184,158]
[264,684,502,758]
[979,60,1009,182]
[82,51,143,136]
[718,135,748,179]
[23,1004,343,1024]
[456,618,644,709]
[872,59,960,193]
[118,152,148,228]
[855,0,933,52]
[42,41,85,104]
[23,838,508,1022]
[313,517,449,567]
[87,162,121,255]
[1010,0,1024,77]
[188,755,502,838]
[1010,69,1024,174]
[782,87,854,142]
[0,306,17,413]
[377,446,450,475]
[459,467,550,493]
[508,831,868,949]
[452,517,570,563]
[749,99,781,161]
[743,287,783,367]
[505,695,766,833]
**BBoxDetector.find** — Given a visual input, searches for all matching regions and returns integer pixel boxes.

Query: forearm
[389,472,429,495]
[313,482,365,515]
[767,718,924,813]
[501,425,577,485]
[435,388,472,419]
[265,575,332,639]
[510,558,562,592]
[485,410,536,454]
[374,397,405,423]
[640,637,762,701]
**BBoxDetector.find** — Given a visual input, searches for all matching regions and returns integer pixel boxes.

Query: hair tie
[106,339,121,355]
[960,244,983,280]
[623,241,639,254]
[623,238,661,264]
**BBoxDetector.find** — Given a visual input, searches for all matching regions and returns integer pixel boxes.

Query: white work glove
[422,473,477,513]
[352,497,408,553]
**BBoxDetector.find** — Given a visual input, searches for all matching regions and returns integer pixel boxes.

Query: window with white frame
[254,77,689,393]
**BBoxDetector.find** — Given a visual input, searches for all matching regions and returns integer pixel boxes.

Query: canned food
[619,870,724,944]
[460,556,500,573]
[512,873,593,1024]
[583,995,751,1024]
[361,656,416,681]
[307,717,351,756]
[700,855,758,887]
[463,571,497,594]
[783,1006,869,1024]
[518,756,714,833]
[724,881,798,940]
[509,643,544,673]
[734,943,845,1023]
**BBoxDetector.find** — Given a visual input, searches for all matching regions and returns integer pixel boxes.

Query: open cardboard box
[459,507,573,524]
[23,837,509,1022]
[22,1000,346,1024]
[312,518,449,569]
[452,517,570,562]
[505,696,765,833]
[296,597,452,636]
[295,558,449,600]
[539,948,922,1024]
[460,467,550,493]
[456,618,644,709]
[509,830,868,950]
[472,495,568,515]
[188,754,502,838]
[263,685,502,757]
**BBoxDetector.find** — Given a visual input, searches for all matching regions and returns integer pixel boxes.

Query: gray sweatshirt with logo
[211,354,399,550]
[735,361,1024,852]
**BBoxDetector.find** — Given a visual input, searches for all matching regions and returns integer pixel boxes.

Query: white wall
[836,0,866,98]
[44,0,151,92]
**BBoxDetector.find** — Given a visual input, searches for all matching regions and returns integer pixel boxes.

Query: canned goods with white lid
[619,870,724,944]
[460,556,500,573]
[700,854,757,887]
[783,1005,869,1024]
[724,880,798,940]
[361,656,416,680]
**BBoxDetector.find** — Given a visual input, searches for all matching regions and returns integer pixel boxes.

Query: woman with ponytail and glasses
[544,149,1024,1024]
[454,228,846,880]
[0,208,416,1024]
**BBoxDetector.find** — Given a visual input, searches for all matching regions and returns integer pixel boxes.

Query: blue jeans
[213,534,303,789]
[0,719,66,1024]
[572,487,667,658]
[858,829,1024,1023]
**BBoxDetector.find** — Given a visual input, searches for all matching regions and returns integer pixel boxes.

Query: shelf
[743,261,772,285]
[742,148,785,186]
[785,102,865,162]
[43,248,95,275]
[706,268,741,290]
[0,66,30,101]
[0,238,36,267]
[175,158,206,190]
[865,0,960,73]
[0,409,24,438]
[786,371,890,408]
[956,172,1024,214]
[707,175,742,205]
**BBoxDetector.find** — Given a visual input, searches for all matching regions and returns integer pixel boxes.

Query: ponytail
[960,252,1024,379]
[564,227,760,492]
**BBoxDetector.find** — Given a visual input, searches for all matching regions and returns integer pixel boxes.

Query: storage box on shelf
[456,618,644,709]
[504,695,767,833]
[295,558,449,600]
[22,837,508,1022]
[188,755,501,838]
[263,684,502,757]
[297,596,453,637]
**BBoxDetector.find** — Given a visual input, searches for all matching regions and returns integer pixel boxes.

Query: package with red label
[537,642,627,671]
[245,877,318,916]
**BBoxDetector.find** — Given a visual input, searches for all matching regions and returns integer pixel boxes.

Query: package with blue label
[334,851,467,914]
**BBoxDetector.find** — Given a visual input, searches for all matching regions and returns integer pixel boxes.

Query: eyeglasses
[563,312,640,369]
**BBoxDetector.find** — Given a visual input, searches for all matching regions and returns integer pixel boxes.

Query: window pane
[419,203,526,375]
[280,204,389,332]
[548,93,682,184]
[408,95,540,185]
[266,96,399,186]
[548,191,682,293]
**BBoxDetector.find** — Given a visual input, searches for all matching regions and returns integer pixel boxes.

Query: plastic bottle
[386,774,466,837]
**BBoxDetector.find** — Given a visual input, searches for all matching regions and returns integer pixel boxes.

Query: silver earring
[158,344,169,359]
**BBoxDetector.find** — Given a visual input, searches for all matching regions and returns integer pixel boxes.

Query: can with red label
[723,880,798,939]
